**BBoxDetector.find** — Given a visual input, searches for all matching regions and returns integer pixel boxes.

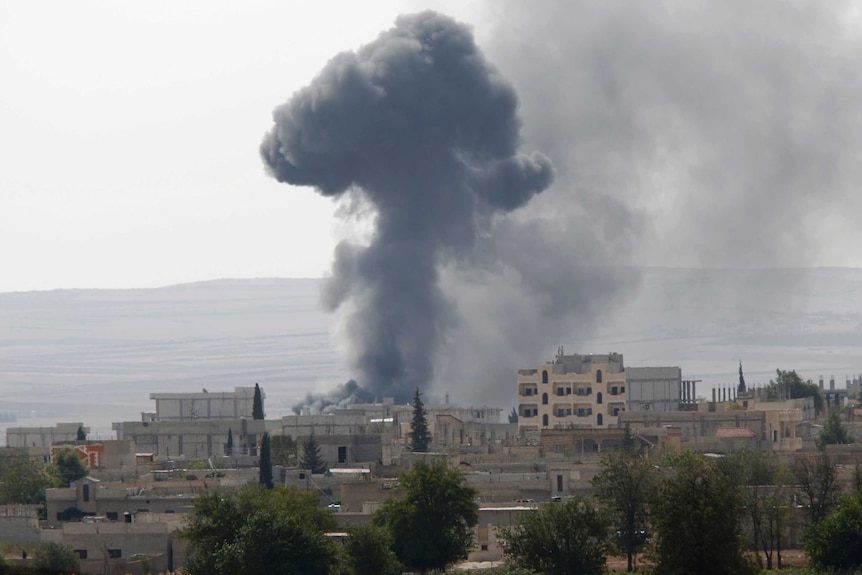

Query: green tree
[498,496,612,575]
[345,524,402,575]
[373,460,478,573]
[0,453,57,504]
[252,382,264,420]
[409,387,431,452]
[182,484,335,575]
[805,492,862,573]
[52,447,89,486]
[764,369,823,412]
[76,425,86,441]
[650,451,756,575]
[591,449,654,572]
[270,435,297,466]
[817,410,855,449]
[718,449,791,570]
[259,433,273,489]
[793,452,840,524]
[225,428,233,456]
[508,407,518,424]
[33,541,80,574]
[300,434,328,474]
[215,507,336,575]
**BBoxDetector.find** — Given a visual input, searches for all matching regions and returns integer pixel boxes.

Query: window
[566,387,571,395]
[621,386,625,393]
[597,413,603,426]
[82,484,90,502]
[108,549,122,559]
[106,512,119,521]
[556,387,564,396]
[596,369,603,383]
[566,408,572,416]
[481,544,489,551]
[74,550,87,559]
[597,392,603,404]
[542,370,548,384]
[542,414,549,427]
[557,474,564,492]
[338,446,347,464]
[542,393,548,405]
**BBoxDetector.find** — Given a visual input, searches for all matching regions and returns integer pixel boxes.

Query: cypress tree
[409,387,430,452]
[300,434,328,474]
[76,425,86,441]
[259,433,273,488]
[252,383,264,420]
[226,428,233,456]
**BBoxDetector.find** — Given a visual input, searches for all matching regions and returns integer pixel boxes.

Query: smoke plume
[262,11,553,403]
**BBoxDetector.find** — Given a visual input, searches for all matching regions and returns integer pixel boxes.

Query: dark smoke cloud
[262,11,553,403]
[291,379,376,415]
[434,0,862,406]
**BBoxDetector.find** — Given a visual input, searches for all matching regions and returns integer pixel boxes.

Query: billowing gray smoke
[262,11,553,403]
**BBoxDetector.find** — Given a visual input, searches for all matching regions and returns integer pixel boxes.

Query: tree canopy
[252,383,264,420]
[182,484,336,575]
[259,432,273,489]
[0,452,57,504]
[33,542,80,574]
[764,369,823,412]
[498,496,612,575]
[817,411,855,449]
[52,447,89,486]
[409,387,431,452]
[650,451,757,575]
[591,448,653,572]
[300,434,328,474]
[805,492,862,573]
[373,460,478,573]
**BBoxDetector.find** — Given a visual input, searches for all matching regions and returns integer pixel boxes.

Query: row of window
[522,406,625,418]
[538,369,606,383]
[74,549,121,560]
[521,385,625,397]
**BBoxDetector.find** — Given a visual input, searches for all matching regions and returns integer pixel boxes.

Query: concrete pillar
[712,388,716,403]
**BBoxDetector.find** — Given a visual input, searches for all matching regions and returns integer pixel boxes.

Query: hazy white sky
[4,1,862,294]
[0,1,482,292]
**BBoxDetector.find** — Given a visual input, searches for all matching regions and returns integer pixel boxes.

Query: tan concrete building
[518,353,682,433]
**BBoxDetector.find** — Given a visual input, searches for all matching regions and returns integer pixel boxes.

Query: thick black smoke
[262,11,553,403]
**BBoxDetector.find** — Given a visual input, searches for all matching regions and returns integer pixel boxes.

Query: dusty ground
[604,550,808,572]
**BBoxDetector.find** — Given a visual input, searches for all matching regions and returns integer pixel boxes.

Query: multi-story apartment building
[517,352,682,433]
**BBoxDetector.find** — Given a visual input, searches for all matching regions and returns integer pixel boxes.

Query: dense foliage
[33,541,81,574]
[259,432,273,488]
[52,447,89,486]
[344,524,402,575]
[498,496,612,575]
[817,410,855,449]
[252,382,264,420]
[0,453,57,504]
[373,460,478,572]
[764,369,823,412]
[591,446,653,572]
[300,433,328,474]
[650,451,757,575]
[409,387,431,452]
[805,492,862,572]
[182,484,336,575]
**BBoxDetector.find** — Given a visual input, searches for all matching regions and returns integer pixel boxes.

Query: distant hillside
[2,268,861,442]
